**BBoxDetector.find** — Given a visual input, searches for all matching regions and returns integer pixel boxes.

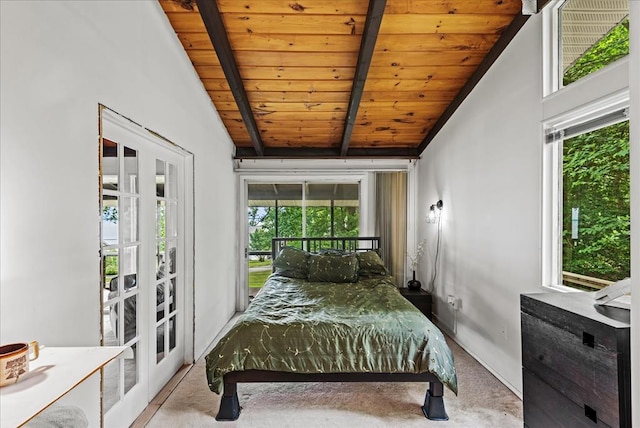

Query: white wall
[1,0,237,416]
[416,13,543,394]
[417,7,637,399]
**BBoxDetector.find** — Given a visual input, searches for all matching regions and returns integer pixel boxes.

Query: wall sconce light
[427,200,443,223]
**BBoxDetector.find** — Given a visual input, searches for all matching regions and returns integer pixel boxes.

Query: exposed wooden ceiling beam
[339,0,387,157]
[196,0,264,156]
[417,13,530,154]
[235,146,419,159]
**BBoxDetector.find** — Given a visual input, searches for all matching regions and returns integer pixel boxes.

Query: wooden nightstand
[399,287,432,320]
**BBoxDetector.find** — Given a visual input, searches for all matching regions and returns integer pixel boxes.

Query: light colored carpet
[145,338,522,427]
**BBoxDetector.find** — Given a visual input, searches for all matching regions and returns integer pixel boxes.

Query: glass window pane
[169,316,176,351]
[169,278,176,314]
[166,162,177,199]
[156,323,165,363]
[156,200,165,239]
[305,183,359,238]
[104,301,118,345]
[247,183,304,247]
[158,244,177,278]
[123,295,137,344]
[121,246,138,281]
[165,202,178,238]
[247,182,360,251]
[124,343,137,394]
[156,282,165,322]
[334,206,359,237]
[156,241,165,274]
[103,248,119,298]
[168,245,176,275]
[102,197,119,245]
[562,120,630,289]
[306,206,332,238]
[121,197,138,243]
[248,206,276,253]
[123,146,138,194]
[277,206,303,237]
[102,139,118,192]
[561,0,629,87]
[156,159,165,198]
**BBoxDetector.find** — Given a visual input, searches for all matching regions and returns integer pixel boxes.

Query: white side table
[0,346,129,427]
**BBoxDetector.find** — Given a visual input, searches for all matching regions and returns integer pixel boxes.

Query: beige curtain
[375,172,407,287]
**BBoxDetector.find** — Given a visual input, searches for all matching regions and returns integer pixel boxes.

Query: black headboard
[271,237,380,260]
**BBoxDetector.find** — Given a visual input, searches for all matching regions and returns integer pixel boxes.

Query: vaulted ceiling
[159,0,539,159]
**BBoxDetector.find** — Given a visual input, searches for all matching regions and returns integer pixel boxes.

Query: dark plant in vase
[407,239,426,290]
[407,270,422,290]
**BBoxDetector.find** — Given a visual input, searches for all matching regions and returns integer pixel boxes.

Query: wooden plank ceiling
[159,0,528,158]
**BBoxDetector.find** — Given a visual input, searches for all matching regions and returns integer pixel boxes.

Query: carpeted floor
[145,334,522,427]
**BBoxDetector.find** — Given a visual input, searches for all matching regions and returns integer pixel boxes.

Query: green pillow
[272,246,309,279]
[356,250,387,276]
[316,248,347,255]
[308,253,358,283]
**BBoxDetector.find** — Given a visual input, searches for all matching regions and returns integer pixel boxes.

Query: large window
[247,182,359,248]
[550,0,629,92]
[246,181,360,295]
[543,0,631,291]
[546,115,630,290]
[562,120,630,288]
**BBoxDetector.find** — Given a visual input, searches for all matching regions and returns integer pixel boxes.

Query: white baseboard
[432,313,523,400]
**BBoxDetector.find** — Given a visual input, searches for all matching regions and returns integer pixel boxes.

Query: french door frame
[99,105,194,425]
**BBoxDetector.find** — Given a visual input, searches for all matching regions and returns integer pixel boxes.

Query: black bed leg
[422,381,449,421]
[216,382,241,421]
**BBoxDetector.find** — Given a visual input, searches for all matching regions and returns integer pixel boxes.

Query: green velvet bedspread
[205,274,458,395]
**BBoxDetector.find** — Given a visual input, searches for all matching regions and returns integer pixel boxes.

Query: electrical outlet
[447,295,460,310]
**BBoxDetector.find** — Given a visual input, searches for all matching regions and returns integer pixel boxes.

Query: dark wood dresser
[399,287,432,320]
[520,292,631,427]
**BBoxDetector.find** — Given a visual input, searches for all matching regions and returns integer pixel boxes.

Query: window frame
[238,171,372,310]
[542,91,630,291]
[542,0,563,96]
[543,0,630,96]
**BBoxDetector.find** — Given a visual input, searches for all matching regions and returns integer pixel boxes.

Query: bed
[205,237,457,421]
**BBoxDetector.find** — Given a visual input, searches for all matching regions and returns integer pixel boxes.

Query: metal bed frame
[216,236,449,422]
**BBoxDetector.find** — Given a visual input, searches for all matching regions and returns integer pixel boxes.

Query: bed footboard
[423,381,449,421]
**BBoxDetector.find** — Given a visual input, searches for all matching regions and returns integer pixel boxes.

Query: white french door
[100,107,190,426]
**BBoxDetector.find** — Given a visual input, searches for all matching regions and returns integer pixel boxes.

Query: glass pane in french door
[155,160,179,364]
[101,140,140,413]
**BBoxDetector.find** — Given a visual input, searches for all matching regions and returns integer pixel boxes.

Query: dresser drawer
[523,369,609,428]
[521,292,631,428]
[521,312,620,427]
[521,294,622,352]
